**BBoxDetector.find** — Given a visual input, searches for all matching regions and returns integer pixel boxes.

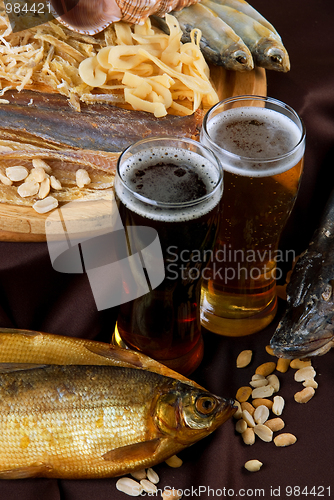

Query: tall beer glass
[113,137,223,375]
[200,96,305,336]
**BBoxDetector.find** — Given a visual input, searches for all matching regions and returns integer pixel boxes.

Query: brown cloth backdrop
[0,0,334,498]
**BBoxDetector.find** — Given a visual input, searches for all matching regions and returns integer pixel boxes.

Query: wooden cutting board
[0,66,266,242]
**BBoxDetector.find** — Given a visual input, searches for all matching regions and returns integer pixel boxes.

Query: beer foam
[115,147,222,222]
[204,106,304,177]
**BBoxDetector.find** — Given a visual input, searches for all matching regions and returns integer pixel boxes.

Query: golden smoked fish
[0,329,201,387]
[0,363,235,479]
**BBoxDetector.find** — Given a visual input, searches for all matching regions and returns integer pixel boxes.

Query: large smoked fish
[0,90,203,153]
[0,331,235,479]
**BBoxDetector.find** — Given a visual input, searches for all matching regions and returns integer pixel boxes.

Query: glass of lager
[113,137,223,375]
[200,95,305,336]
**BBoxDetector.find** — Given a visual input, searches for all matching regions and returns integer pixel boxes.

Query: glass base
[112,324,204,376]
[200,293,278,336]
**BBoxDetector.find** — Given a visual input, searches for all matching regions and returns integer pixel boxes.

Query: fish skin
[0,329,203,389]
[200,0,290,72]
[270,189,334,358]
[0,364,235,479]
[152,4,254,71]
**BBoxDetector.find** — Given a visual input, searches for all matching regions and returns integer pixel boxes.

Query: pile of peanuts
[0,158,91,213]
[234,347,317,472]
[116,455,183,498]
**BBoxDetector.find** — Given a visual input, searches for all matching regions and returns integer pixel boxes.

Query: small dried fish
[201,0,290,71]
[153,3,254,70]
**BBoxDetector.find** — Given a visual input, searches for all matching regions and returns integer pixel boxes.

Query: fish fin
[0,363,48,373]
[102,438,162,463]
[85,344,143,368]
[0,464,52,479]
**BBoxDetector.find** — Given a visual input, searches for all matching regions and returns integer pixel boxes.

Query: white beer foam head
[115,147,222,222]
[204,107,305,177]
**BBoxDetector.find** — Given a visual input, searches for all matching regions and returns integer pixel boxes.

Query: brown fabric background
[0,0,334,497]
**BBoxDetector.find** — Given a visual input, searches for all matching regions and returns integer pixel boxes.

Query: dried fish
[153,3,254,70]
[201,0,290,71]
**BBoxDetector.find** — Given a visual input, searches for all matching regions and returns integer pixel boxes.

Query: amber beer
[113,137,223,375]
[200,96,305,336]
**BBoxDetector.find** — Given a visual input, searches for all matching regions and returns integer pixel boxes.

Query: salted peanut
[253,405,269,425]
[50,175,62,190]
[265,418,285,432]
[30,167,46,182]
[116,477,143,496]
[146,468,159,484]
[162,489,183,499]
[253,398,273,410]
[252,385,274,399]
[290,358,311,369]
[294,386,315,403]
[241,402,255,416]
[294,366,316,382]
[265,345,275,356]
[141,479,157,494]
[274,433,297,447]
[272,395,285,416]
[236,386,252,402]
[38,177,51,199]
[276,358,291,373]
[6,166,29,182]
[242,409,255,428]
[254,424,273,442]
[266,374,280,393]
[33,196,58,214]
[236,349,253,368]
[76,168,91,188]
[255,362,276,377]
[131,469,147,480]
[32,158,52,173]
[17,180,39,198]
[235,419,247,434]
[244,459,263,472]
[0,172,12,185]
[233,400,243,419]
[303,378,318,389]
[242,427,255,445]
[165,455,183,468]
[250,375,269,388]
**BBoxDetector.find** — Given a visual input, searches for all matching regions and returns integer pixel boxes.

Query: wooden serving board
[0,67,266,243]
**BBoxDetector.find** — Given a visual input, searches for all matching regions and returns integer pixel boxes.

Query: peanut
[50,175,62,190]
[253,405,269,425]
[30,167,46,182]
[265,345,275,356]
[290,358,311,369]
[141,479,157,494]
[274,433,297,447]
[276,358,290,373]
[242,427,255,445]
[241,402,255,416]
[146,468,159,484]
[244,460,263,472]
[162,489,183,499]
[242,409,255,428]
[233,400,243,419]
[116,477,143,496]
[252,398,273,410]
[266,374,280,393]
[6,166,29,182]
[294,366,316,382]
[250,378,269,388]
[254,424,273,442]
[236,349,253,368]
[165,455,183,468]
[252,385,274,399]
[265,418,285,432]
[272,395,285,416]
[33,196,59,214]
[255,362,276,377]
[294,386,315,403]
[235,419,247,434]
[76,168,91,188]
[32,158,52,173]
[17,181,39,198]
[131,469,147,481]
[0,172,12,186]
[236,386,252,402]
[38,177,51,199]
[303,378,318,389]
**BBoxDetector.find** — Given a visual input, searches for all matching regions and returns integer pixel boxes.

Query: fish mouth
[270,334,334,359]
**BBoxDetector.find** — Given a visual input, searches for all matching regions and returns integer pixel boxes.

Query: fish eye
[195,395,217,415]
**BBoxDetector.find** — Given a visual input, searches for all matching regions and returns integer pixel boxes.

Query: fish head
[270,251,334,358]
[255,38,290,72]
[154,384,236,445]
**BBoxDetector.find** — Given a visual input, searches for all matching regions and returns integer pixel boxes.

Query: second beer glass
[113,137,223,375]
[200,95,305,336]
